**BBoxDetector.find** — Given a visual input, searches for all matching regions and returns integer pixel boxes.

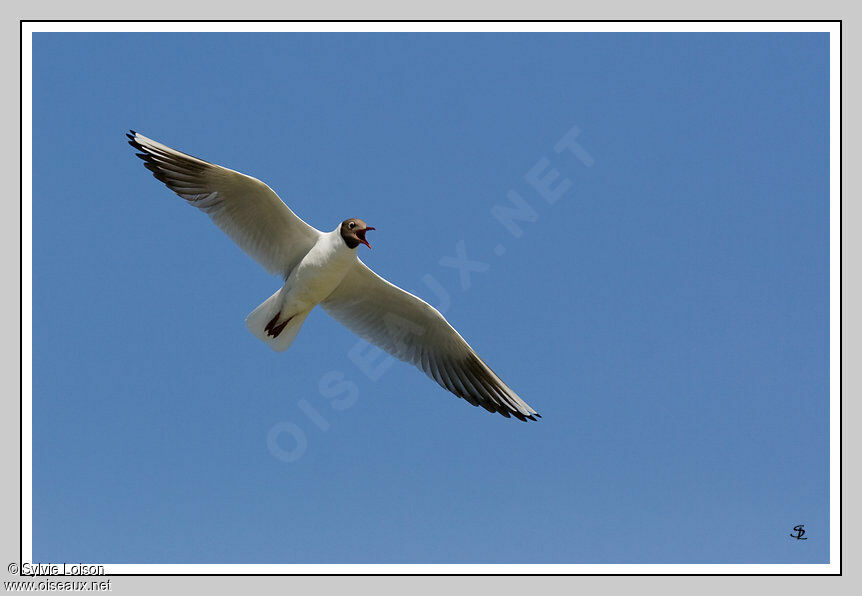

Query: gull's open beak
[356,226,375,249]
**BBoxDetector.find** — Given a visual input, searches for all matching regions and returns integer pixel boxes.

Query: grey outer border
[5,3,851,595]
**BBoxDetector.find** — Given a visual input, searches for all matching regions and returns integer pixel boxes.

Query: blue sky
[31,32,830,564]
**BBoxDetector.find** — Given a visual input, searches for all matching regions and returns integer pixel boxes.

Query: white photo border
[20,19,842,576]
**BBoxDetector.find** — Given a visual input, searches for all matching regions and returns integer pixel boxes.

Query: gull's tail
[245,288,311,352]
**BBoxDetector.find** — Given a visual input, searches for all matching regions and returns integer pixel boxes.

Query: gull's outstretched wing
[321,262,539,420]
[128,130,321,276]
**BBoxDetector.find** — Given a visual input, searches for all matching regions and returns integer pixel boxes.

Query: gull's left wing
[321,262,539,420]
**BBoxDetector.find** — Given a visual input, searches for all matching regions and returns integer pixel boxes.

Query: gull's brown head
[340,218,375,250]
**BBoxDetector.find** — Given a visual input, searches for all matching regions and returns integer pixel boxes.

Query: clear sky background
[31,32,829,564]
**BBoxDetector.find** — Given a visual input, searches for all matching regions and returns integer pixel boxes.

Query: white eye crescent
[349,222,356,229]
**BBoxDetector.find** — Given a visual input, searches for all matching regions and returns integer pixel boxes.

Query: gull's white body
[246,227,357,351]
[128,131,540,420]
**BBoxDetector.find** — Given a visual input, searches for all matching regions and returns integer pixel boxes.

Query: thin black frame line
[18,16,23,576]
[19,19,842,578]
[20,19,842,23]
[838,18,843,577]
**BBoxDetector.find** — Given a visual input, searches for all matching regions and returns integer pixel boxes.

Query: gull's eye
[349,222,355,229]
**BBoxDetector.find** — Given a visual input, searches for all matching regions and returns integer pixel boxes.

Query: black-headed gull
[127,131,540,421]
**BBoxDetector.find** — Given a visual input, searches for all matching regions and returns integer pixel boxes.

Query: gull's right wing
[128,130,321,276]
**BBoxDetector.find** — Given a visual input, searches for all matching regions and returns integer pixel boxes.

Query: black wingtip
[512,411,540,422]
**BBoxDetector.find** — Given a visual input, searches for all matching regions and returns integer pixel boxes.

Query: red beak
[357,227,375,249]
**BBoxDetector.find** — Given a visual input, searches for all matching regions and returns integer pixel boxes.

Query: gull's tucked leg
[266,313,294,338]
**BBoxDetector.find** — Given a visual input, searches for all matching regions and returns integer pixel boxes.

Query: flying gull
[127,131,540,421]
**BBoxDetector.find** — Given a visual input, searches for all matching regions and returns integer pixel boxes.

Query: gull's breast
[284,235,356,306]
